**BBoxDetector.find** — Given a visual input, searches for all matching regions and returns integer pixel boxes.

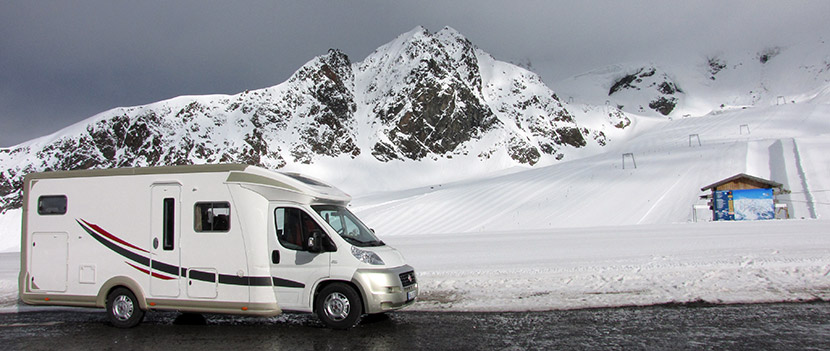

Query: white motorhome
[19,164,417,329]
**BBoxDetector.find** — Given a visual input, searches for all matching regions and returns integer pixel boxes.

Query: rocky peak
[0,27,598,214]
[357,27,498,161]
[608,65,683,116]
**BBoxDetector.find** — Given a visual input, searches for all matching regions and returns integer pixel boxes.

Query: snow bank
[0,209,20,253]
[388,220,830,311]
[2,220,827,312]
[0,253,18,309]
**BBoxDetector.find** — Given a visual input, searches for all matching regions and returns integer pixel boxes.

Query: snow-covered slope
[555,38,830,118]
[343,98,830,311]
[353,103,830,234]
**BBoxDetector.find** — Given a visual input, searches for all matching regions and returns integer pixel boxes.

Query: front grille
[399,271,416,287]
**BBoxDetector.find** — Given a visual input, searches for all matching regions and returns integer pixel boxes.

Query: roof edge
[700,173,784,191]
[23,164,250,183]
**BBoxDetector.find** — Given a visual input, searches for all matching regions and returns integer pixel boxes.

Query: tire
[106,287,145,328]
[315,283,363,329]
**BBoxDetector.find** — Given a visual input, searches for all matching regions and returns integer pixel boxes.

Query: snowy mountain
[0,26,599,214]
[1,28,829,225]
[345,37,830,236]
[352,40,830,233]
[556,39,830,119]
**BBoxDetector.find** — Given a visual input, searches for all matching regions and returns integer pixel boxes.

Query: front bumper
[352,265,418,314]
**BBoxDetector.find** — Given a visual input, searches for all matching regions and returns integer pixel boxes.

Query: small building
[700,173,786,221]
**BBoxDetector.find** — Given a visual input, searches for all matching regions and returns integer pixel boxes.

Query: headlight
[351,246,385,265]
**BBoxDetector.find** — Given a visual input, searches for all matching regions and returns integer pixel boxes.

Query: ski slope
[352,103,830,235]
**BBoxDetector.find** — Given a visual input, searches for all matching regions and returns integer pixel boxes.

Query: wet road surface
[1,301,828,350]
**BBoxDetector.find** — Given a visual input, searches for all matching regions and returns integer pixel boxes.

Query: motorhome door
[269,205,331,311]
[149,183,182,297]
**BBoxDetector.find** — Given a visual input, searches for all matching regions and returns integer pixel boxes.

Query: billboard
[714,188,774,221]
[714,190,734,221]
[733,188,775,220]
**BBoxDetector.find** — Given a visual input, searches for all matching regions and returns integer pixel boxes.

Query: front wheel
[315,283,363,329]
[106,287,145,328]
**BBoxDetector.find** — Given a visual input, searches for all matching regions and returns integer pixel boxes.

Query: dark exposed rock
[371,142,401,162]
[609,65,683,116]
[609,68,656,96]
[707,56,727,80]
[292,49,360,160]
[507,137,541,165]
[649,96,678,116]
[658,81,681,95]
[758,47,780,64]
[367,28,501,161]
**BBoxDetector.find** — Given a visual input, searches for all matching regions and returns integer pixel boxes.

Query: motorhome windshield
[312,205,384,247]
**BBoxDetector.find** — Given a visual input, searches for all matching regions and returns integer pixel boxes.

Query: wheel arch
[96,276,148,310]
[313,279,366,314]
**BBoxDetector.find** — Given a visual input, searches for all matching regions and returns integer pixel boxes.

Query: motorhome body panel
[19,165,281,315]
[19,164,417,324]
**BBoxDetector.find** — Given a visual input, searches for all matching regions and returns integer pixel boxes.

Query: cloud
[1,0,828,147]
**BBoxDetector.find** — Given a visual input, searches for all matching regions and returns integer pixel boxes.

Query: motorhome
[19,164,417,329]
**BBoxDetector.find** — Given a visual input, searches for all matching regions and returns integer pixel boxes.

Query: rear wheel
[315,283,363,329]
[106,287,145,328]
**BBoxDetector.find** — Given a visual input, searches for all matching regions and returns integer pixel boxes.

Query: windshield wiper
[365,240,385,247]
[340,236,385,247]
[340,236,363,246]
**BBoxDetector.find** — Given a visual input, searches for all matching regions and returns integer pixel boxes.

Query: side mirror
[308,230,323,253]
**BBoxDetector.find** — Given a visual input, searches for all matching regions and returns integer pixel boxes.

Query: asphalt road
[1,301,828,350]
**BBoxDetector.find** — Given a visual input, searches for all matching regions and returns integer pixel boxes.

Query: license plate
[407,290,417,301]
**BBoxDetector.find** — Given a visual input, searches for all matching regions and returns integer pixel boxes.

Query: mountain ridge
[0,26,599,212]
[2,27,829,215]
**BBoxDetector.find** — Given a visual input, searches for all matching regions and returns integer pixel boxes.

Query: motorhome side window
[194,202,231,232]
[275,207,324,251]
[38,195,67,215]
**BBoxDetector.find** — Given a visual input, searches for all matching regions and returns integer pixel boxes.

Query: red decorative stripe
[126,262,176,280]
[80,219,149,253]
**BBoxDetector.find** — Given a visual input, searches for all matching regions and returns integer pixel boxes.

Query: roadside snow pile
[0,209,20,253]
[2,220,827,312]
[0,253,18,309]
[388,220,830,311]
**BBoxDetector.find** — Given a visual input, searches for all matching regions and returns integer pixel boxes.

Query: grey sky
[2,1,828,147]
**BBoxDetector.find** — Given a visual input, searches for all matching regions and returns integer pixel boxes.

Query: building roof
[700,173,783,192]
